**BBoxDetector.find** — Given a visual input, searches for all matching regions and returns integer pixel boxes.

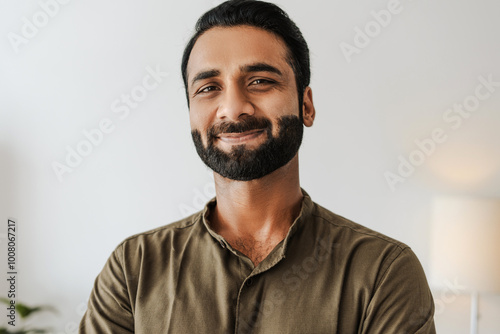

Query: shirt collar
[200,188,315,270]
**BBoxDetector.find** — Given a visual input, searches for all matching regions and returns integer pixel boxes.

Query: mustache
[207,117,272,139]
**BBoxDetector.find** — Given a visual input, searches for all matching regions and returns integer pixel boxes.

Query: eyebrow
[240,63,283,77]
[190,62,283,88]
[190,69,220,88]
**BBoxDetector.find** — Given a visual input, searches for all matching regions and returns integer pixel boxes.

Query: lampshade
[429,196,500,293]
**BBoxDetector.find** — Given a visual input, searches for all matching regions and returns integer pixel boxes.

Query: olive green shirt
[79,190,435,333]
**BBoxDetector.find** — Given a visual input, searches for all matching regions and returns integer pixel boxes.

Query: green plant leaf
[0,298,11,306]
[15,304,56,319]
[0,298,57,319]
[0,328,50,334]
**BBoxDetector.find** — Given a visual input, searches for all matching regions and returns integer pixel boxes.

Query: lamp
[429,196,500,334]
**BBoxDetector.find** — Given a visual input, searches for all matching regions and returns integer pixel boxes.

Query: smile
[217,129,265,144]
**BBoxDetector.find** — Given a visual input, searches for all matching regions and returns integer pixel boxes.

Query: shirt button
[245,279,253,287]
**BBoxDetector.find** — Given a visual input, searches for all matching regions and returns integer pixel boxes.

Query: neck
[209,155,303,256]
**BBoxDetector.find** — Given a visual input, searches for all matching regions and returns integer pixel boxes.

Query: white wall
[1,0,499,332]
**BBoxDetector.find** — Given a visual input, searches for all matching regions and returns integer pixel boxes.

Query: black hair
[181,0,310,111]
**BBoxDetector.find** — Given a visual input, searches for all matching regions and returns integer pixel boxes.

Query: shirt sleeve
[361,247,436,334]
[79,245,134,333]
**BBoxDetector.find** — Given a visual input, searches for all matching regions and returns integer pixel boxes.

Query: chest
[226,236,279,267]
[132,246,369,334]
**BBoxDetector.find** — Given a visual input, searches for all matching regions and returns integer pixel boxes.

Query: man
[80,0,436,333]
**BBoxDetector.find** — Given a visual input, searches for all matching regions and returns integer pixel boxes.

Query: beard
[191,115,303,181]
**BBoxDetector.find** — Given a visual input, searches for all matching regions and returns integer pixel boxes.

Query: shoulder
[305,201,432,309]
[310,200,408,251]
[303,200,416,282]
[114,210,204,256]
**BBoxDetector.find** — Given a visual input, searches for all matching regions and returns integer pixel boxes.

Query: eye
[250,79,274,85]
[196,85,219,95]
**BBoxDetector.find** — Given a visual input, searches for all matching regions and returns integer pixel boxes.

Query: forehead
[187,25,291,83]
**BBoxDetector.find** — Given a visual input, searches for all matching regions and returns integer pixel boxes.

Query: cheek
[189,105,211,131]
[260,94,299,136]
[265,87,299,112]
[189,106,214,147]
[188,113,198,130]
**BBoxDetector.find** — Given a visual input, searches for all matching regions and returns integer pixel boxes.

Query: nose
[216,84,255,121]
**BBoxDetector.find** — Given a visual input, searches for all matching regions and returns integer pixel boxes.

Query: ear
[301,86,315,127]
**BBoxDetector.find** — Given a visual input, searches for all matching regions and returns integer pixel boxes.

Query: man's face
[186,25,305,181]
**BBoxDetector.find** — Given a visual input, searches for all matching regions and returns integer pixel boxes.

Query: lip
[217,129,265,143]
